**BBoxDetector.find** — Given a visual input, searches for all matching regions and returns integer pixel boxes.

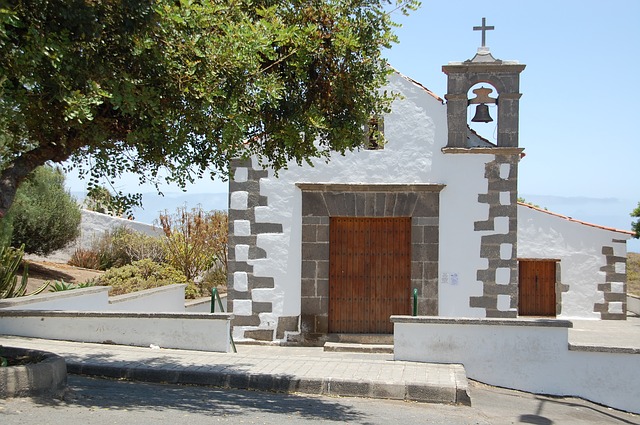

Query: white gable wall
[231,72,504,340]
[518,205,630,319]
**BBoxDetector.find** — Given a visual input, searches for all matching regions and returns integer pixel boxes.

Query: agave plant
[0,245,48,299]
[47,279,95,292]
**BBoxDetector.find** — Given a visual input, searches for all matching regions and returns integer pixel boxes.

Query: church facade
[226,44,633,344]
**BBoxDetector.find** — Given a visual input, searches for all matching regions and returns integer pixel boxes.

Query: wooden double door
[329,217,411,334]
[518,260,558,317]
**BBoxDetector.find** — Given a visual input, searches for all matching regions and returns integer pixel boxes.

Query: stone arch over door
[297,183,444,342]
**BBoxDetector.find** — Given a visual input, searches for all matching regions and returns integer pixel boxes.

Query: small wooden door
[518,260,557,316]
[329,217,411,334]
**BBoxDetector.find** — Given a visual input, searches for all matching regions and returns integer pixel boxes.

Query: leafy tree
[4,165,81,255]
[0,0,418,218]
[632,202,640,238]
[84,185,141,220]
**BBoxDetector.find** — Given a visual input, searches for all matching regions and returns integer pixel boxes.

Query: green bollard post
[211,288,216,313]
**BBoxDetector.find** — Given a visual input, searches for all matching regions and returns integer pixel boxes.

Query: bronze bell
[471,103,493,123]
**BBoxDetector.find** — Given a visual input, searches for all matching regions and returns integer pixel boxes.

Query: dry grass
[628,252,640,297]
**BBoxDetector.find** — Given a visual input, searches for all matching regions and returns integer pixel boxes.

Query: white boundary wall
[108,285,187,312]
[28,209,162,263]
[0,310,232,352]
[392,316,640,414]
[0,285,233,352]
[628,294,640,316]
[0,285,187,312]
[0,286,111,311]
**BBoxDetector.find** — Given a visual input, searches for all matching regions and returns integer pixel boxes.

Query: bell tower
[442,18,526,148]
[442,19,526,318]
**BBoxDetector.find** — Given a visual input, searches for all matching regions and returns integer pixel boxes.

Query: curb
[66,361,470,405]
[323,342,394,354]
[0,347,67,399]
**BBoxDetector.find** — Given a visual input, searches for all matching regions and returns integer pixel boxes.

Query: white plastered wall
[236,72,496,327]
[518,205,630,319]
[435,152,493,318]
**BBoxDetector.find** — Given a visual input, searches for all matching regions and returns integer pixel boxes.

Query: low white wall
[392,316,640,414]
[0,310,233,352]
[0,287,111,311]
[628,294,640,316]
[109,285,186,312]
[0,285,189,313]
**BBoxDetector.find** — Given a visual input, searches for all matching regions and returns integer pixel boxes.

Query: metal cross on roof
[473,17,494,47]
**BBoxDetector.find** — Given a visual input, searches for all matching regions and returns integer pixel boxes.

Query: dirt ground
[18,260,103,294]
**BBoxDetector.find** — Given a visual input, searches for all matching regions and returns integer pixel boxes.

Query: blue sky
[385,0,638,198]
[66,1,640,250]
[382,1,640,249]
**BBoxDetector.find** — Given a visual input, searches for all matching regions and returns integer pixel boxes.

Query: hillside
[629,253,640,297]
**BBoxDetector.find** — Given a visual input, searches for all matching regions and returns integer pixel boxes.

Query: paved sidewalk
[0,335,470,405]
[569,315,640,353]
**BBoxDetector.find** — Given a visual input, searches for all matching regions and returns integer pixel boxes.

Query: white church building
[226,36,633,344]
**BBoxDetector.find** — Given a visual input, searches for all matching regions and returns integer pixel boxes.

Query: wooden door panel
[329,217,411,333]
[519,260,556,316]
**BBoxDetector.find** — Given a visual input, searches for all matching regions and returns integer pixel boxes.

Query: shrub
[5,166,81,255]
[159,207,227,296]
[200,265,227,293]
[113,229,165,264]
[88,226,134,270]
[632,202,640,239]
[68,248,102,270]
[68,226,165,271]
[93,259,197,298]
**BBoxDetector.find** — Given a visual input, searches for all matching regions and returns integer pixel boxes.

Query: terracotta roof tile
[391,67,445,104]
[518,202,635,236]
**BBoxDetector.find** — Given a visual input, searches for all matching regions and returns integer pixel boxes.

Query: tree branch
[0,138,82,218]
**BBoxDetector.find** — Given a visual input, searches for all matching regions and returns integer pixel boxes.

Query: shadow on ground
[29,375,374,424]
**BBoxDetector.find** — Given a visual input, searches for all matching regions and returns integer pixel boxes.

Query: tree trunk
[0,162,34,219]
[0,141,79,218]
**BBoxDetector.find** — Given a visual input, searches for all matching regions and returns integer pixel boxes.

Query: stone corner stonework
[594,241,628,320]
[227,161,288,341]
[472,154,519,318]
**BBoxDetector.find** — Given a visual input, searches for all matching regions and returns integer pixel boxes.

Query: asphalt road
[0,375,637,425]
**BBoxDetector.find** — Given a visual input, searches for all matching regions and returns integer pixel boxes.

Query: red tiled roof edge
[518,202,635,235]
[467,125,496,147]
[391,67,445,104]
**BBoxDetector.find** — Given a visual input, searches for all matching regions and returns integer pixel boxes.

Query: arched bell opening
[467,82,498,143]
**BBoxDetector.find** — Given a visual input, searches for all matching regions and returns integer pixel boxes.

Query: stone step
[323,342,394,354]
[326,333,394,344]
